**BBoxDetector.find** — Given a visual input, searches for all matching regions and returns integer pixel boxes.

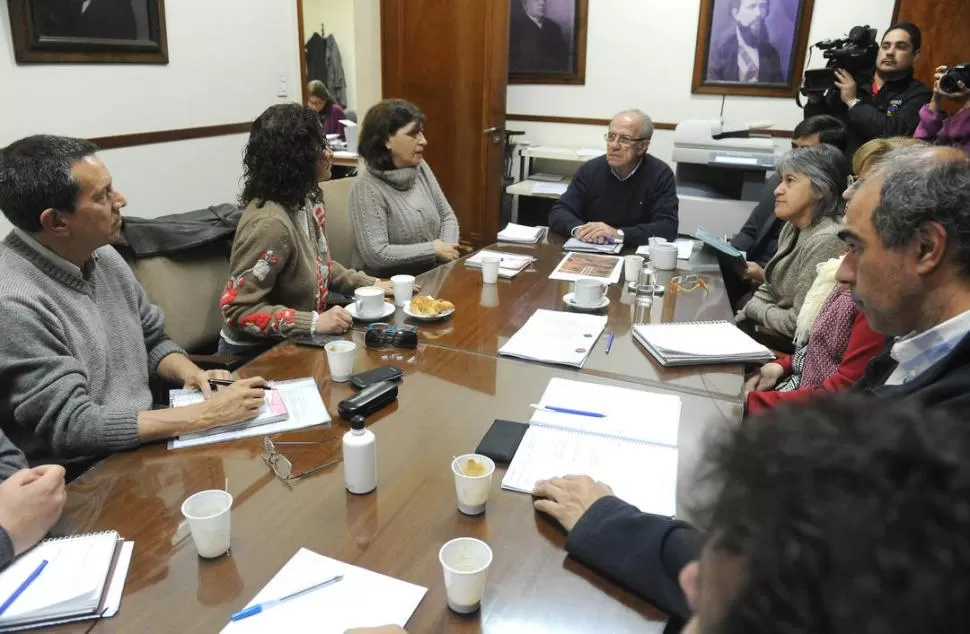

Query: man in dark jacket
[508,0,569,74]
[803,23,932,155]
[706,0,783,84]
[723,115,847,308]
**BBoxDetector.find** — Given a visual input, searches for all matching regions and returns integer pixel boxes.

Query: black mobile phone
[350,365,404,389]
[293,333,344,349]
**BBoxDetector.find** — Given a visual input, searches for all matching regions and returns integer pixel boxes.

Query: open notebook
[170,385,288,441]
[502,378,682,516]
[633,321,775,366]
[0,531,131,631]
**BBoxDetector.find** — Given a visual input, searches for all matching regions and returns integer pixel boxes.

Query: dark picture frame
[508,0,587,85]
[691,0,815,98]
[8,0,169,64]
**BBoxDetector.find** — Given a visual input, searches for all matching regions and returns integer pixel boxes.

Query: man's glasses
[262,436,341,484]
[604,132,649,147]
[670,274,709,294]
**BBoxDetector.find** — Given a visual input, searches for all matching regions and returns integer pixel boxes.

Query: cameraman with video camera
[915,64,970,151]
[804,23,931,154]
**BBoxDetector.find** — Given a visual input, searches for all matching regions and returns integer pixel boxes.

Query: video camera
[801,25,879,96]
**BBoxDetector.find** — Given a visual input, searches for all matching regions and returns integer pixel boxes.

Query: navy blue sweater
[548,155,679,246]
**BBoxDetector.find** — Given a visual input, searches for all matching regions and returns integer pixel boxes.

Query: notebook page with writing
[502,426,677,516]
[0,532,119,627]
[531,378,681,446]
[172,387,288,442]
[499,309,607,368]
[221,547,426,633]
[635,322,772,358]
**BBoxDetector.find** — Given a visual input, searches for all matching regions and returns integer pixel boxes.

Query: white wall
[353,0,382,118]
[506,0,898,165]
[303,0,358,111]
[0,0,302,235]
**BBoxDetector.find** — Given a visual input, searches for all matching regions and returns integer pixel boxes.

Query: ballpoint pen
[229,574,344,621]
[208,379,276,390]
[0,559,48,616]
[605,331,616,354]
[529,404,606,418]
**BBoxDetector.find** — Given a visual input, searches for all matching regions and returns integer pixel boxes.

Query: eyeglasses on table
[262,435,341,484]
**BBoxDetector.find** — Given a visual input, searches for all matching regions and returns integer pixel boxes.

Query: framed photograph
[691,0,815,98]
[508,0,588,85]
[8,0,168,64]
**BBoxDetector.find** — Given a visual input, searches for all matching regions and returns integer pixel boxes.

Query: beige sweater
[221,199,374,343]
[743,218,845,339]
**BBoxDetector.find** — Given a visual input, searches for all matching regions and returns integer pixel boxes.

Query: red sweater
[746,311,886,414]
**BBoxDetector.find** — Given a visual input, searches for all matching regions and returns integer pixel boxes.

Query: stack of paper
[221,548,426,633]
[499,309,607,368]
[530,182,569,196]
[465,250,536,278]
[633,321,774,366]
[549,252,623,284]
[635,238,695,260]
[497,223,545,244]
[502,378,681,515]
[563,237,623,255]
[169,378,331,450]
[0,531,134,631]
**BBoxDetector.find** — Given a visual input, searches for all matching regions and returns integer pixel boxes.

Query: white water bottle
[343,415,377,494]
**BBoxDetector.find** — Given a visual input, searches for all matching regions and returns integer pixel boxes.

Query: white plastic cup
[650,243,678,271]
[623,255,644,283]
[451,454,495,515]
[181,490,233,558]
[573,278,607,307]
[481,256,501,284]
[439,537,493,614]
[391,274,415,307]
[325,340,357,382]
[648,236,667,248]
[354,286,385,318]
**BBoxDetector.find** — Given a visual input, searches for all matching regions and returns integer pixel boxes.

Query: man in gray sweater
[0,135,268,475]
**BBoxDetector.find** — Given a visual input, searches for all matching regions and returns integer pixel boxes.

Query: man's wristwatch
[847,98,861,109]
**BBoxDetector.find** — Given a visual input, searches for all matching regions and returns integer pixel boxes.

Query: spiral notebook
[0,531,131,631]
[633,321,774,366]
[502,378,682,516]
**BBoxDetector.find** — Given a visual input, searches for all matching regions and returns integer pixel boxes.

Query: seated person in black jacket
[724,114,847,308]
[534,395,970,633]
[802,22,931,156]
[548,110,679,246]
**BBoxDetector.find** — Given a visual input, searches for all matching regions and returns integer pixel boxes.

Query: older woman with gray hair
[738,144,850,339]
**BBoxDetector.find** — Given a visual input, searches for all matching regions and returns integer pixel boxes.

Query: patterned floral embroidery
[221,250,290,335]
[312,206,334,311]
[238,308,296,336]
[252,250,279,281]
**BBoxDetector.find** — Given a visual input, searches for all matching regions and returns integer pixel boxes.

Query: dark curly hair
[240,103,327,211]
[692,395,970,633]
[358,99,425,171]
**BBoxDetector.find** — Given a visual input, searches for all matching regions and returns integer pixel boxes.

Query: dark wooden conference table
[53,234,744,633]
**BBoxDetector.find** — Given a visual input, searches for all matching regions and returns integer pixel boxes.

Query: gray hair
[868,146,970,277]
[613,109,654,140]
[775,144,849,222]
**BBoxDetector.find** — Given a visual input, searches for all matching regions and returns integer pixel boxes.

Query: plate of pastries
[403,295,455,321]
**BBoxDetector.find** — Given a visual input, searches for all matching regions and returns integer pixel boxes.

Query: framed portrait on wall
[7,0,168,64]
[508,0,588,85]
[691,0,815,98]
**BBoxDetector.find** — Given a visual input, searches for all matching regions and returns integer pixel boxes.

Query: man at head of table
[0,134,268,480]
[548,109,679,247]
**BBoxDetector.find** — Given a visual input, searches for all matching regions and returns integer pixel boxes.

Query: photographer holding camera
[804,23,931,154]
[915,64,970,151]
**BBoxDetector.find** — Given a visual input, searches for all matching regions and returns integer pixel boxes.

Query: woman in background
[737,144,849,340]
[307,80,346,141]
[349,99,461,277]
[219,103,392,359]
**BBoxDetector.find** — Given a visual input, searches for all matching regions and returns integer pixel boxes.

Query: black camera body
[940,64,970,94]
[802,25,879,95]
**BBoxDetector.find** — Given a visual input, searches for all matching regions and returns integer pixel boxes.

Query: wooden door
[381,0,509,247]
[893,0,970,108]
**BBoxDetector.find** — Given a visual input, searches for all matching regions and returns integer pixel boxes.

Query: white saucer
[403,299,455,321]
[347,301,395,322]
[563,292,610,311]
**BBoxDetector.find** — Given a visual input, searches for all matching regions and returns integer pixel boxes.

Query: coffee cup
[354,286,385,318]
[324,340,357,382]
[481,256,501,284]
[181,490,233,558]
[573,278,607,307]
[390,275,415,307]
[650,243,678,271]
[623,255,644,283]
[451,454,495,515]
[439,537,493,614]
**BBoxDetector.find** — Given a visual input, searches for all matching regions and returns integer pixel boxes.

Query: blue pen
[605,331,616,354]
[530,404,606,418]
[230,574,344,622]
[0,559,48,616]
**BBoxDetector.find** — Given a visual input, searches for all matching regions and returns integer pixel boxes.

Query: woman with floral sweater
[218,104,393,358]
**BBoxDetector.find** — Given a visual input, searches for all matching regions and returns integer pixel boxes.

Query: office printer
[673,120,784,238]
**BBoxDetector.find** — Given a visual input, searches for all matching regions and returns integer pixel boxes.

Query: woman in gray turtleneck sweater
[349,99,461,278]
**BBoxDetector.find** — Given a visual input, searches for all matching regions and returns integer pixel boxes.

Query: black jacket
[707,32,784,84]
[115,204,241,258]
[804,72,932,155]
